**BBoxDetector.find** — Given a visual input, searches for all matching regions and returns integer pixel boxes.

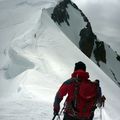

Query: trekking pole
[100,107,102,120]
[52,105,65,120]
[56,106,65,120]
[52,114,61,120]
[60,106,64,116]
[52,114,57,120]
[56,114,61,120]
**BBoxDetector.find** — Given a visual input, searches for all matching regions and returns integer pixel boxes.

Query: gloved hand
[97,95,106,108]
[101,95,106,107]
[54,110,58,116]
[53,106,60,116]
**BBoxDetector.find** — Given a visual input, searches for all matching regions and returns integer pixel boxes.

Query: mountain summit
[48,0,120,86]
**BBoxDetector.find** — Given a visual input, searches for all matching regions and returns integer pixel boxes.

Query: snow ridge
[0,0,120,120]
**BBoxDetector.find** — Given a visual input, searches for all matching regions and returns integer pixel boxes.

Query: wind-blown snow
[0,0,120,120]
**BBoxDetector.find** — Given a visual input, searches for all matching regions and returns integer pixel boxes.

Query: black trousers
[63,114,80,120]
[63,114,91,120]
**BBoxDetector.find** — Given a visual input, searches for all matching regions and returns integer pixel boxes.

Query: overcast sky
[72,0,120,54]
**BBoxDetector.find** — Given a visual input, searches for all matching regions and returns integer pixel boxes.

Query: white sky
[72,0,120,54]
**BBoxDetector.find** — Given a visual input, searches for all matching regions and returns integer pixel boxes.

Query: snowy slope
[48,0,120,87]
[0,0,120,120]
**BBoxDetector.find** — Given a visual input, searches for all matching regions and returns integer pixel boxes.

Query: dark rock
[51,0,71,26]
[110,70,120,87]
[50,0,120,87]
[79,22,96,58]
[116,54,120,62]
[93,41,106,66]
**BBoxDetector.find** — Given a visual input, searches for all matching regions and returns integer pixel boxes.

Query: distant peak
[51,0,72,26]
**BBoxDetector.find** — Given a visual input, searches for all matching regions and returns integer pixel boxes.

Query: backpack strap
[73,78,82,110]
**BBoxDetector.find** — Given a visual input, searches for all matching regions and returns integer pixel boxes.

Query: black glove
[54,110,58,116]
[53,104,60,116]
[101,95,106,107]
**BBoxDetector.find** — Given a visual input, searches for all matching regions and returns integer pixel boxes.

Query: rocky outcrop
[110,70,120,87]
[51,0,96,58]
[51,0,107,65]
[49,0,120,87]
[79,22,96,58]
[93,41,106,66]
[116,54,120,62]
[51,0,71,26]
[51,0,89,26]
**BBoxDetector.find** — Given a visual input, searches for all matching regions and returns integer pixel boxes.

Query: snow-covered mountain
[0,0,120,120]
[47,0,120,87]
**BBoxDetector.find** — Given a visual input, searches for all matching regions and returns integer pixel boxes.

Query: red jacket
[54,70,92,118]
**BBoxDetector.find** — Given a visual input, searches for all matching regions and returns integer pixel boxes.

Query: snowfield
[0,98,53,120]
[0,0,120,120]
